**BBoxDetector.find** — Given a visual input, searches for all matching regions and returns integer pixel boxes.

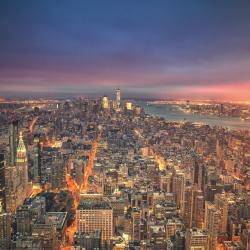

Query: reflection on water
[139,102,250,131]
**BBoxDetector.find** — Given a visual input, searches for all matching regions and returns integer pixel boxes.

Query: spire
[16,131,27,164]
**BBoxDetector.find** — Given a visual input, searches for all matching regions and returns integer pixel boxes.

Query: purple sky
[1,1,250,100]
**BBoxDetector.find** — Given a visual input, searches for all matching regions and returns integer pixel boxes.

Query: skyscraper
[115,88,121,111]
[172,169,186,217]
[193,158,204,190]
[204,201,221,250]
[193,189,204,229]
[76,194,113,247]
[0,154,5,212]
[183,186,193,228]
[0,212,11,250]
[125,101,133,111]
[16,205,32,235]
[31,135,41,184]
[214,192,228,234]
[5,131,30,214]
[102,96,110,110]
[73,230,102,250]
[132,208,141,241]
[5,164,18,213]
[16,131,29,198]
[51,155,65,190]
[9,120,18,166]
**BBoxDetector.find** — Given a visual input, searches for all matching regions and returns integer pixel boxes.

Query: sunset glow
[1,1,250,100]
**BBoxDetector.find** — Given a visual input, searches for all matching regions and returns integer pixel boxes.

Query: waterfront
[139,102,250,130]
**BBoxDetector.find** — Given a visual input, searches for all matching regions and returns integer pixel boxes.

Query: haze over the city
[1,1,250,100]
[1,2,250,250]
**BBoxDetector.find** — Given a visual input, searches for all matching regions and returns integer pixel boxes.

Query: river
[138,102,250,131]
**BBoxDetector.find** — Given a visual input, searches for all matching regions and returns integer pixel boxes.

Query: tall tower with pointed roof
[16,132,29,199]
[16,132,27,164]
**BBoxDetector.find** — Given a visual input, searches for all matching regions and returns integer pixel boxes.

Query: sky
[0,1,250,100]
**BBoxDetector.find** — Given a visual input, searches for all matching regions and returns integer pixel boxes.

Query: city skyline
[0,88,250,249]
[1,1,250,100]
[0,2,250,248]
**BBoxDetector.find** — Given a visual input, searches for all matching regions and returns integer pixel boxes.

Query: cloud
[0,1,250,99]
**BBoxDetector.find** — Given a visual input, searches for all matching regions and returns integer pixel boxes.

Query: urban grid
[0,89,249,249]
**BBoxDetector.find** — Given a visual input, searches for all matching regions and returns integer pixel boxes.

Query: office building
[183,186,193,228]
[132,208,141,241]
[9,120,19,166]
[193,189,204,229]
[76,194,113,247]
[51,156,65,190]
[15,235,43,250]
[102,96,110,110]
[16,132,30,199]
[165,218,182,240]
[5,164,18,213]
[125,101,133,111]
[204,202,221,250]
[185,229,208,250]
[0,154,5,212]
[31,135,41,183]
[172,170,186,217]
[214,192,228,234]
[32,221,59,250]
[16,205,32,235]
[73,230,101,250]
[0,212,11,250]
[115,88,121,111]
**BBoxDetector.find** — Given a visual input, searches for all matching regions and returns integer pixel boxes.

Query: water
[138,102,250,131]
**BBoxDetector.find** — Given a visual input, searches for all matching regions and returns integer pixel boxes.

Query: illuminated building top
[115,88,121,111]
[102,96,109,109]
[16,132,27,164]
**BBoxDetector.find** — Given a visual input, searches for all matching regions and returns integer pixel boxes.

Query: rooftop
[77,196,112,210]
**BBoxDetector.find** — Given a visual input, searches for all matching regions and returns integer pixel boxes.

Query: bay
[138,102,250,131]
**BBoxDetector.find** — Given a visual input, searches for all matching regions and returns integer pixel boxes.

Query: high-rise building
[125,101,133,111]
[214,192,228,234]
[0,212,11,250]
[73,160,85,188]
[32,221,59,250]
[5,132,30,214]
[185,229,208,250]
[204,202,221,250]
[165,218,182,240]
[16,205,32,236]
[193,189,204,229]
[148,225,166,250]
[76,194,113,247]
[193,158,204,190]
[73,230,101,250]
[194,160,199,185]
[183,186,193,228]
[102,96,110,110]
[160,173,172,193]
[31,135,41,184]
[16,132,29,198]
[242,229,250,250]
[132,208,141,241]
[5,164,18,213]
[115,88,121,111]
[51,156,65,190]
[0,154,5,212]
[9,120,19,166]
[172,169,186,217]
